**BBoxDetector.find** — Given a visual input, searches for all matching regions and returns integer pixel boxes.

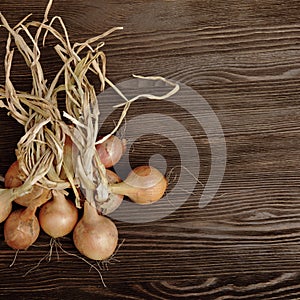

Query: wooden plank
[0,0,300,298]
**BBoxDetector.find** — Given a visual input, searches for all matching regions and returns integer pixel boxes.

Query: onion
[109,165,167,205]
[73,201,118,261]
[39,190,78,238]
[4,161,23,188]
[4,205,40,250]
[100,169,124,215]
[96,135,126,168]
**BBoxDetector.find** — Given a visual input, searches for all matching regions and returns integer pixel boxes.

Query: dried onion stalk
[0,0,179,214]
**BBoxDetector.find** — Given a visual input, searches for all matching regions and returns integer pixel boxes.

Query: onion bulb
[109,165,167,205]
[4,205,40,250]
[96,135,126,168]
[39,190,78,238]
[73,201,118,261]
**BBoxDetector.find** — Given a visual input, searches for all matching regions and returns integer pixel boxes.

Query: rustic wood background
[1,0,300,299]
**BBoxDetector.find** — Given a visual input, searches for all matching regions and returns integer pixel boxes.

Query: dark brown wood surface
[1,0,300,299]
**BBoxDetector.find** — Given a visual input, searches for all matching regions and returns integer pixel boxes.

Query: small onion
[4,205,40,250]
[109,165,167,205]
[96,135,126,168]
[73,201,118,261]
[39,190,78,238]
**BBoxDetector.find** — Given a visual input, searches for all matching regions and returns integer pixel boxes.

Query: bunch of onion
[0,156,58,251]
[0,0,177,266]
[0,5,122,260]
[0,15,122,262]
[2,158,79,247]
[0,8,74,252]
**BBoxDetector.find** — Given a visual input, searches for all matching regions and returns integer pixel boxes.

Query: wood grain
[1,0,300,299]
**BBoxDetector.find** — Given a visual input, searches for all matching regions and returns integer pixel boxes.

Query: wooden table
[0,1,300,299]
